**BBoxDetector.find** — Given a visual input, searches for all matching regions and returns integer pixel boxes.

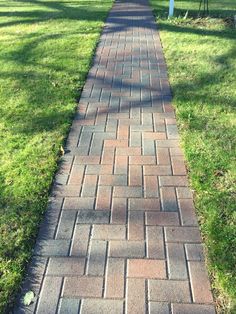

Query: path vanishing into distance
[16,0,215,313]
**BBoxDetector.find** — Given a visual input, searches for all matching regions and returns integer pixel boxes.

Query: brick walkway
[16,0,215,313]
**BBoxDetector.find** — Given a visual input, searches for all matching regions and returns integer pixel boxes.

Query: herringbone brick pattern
[15,0,215,313]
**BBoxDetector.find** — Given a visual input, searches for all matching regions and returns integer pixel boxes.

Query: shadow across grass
[0,0,113,311]
[151,0,236,18]
[150,0,236,311]
[0,0,111,27]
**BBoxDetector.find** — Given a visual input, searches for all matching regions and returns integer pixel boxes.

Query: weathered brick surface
[105,258,125,299]
[115,155,128,175]
[70,225,90,257]
[77,210,109,224]
[185,243,205,261]
[58,298,80,314]
[109,241,145,258]
[129,155,156,165]
[116,147,141,156]
[128,211,144,240]
[146,226,165,259]
[143,165,172,176]
[111,197,127,224]
[46,257,85,276]
[144,175,159,198]
[96,186,112,210]
[157,148,170,165]
[160,187,178,211]
[166,243,188,279]
[165,227,201,243]
[81,299,124,314]
[99,174,127,186]
[87,240,107,276]
[37,277,63,313]
[113,186,143,198]
[63,197,94,210]
[127,259,166,279]
[63,277,103,298]
[74,155,100,165]
[129,198,160,211]
[68,164,84,185]
[92,225,126,240]
[129,165,142,186]
[176,186,193,198]
[86,164,113,175]
[178,198,198,226]
[56,210,77,239]
[101,147,115,164]
[148,280,191,302]
[16,0,215,311]
[81,174,97,197]
[34,239,70,256]
[172,303,216,314]
[146,212,179,226]
[126,278,146,314]
[159,175,188,187]
[188,261,214,303]
[149,302,170,314]
[53,184,81,197]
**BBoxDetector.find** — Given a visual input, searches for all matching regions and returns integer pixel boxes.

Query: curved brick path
[16,0,215,313]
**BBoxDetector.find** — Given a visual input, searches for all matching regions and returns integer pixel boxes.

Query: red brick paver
[15,0,215,312]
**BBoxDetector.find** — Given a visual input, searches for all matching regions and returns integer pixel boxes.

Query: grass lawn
[0,0,113,312]
[150,0,236,312]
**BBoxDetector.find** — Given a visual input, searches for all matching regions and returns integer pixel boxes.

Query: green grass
[0,0,113,312]
[150,0,236,312]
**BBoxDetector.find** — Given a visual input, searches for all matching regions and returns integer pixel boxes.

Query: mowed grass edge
[150,0,236,312]
[0,0,113,311]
